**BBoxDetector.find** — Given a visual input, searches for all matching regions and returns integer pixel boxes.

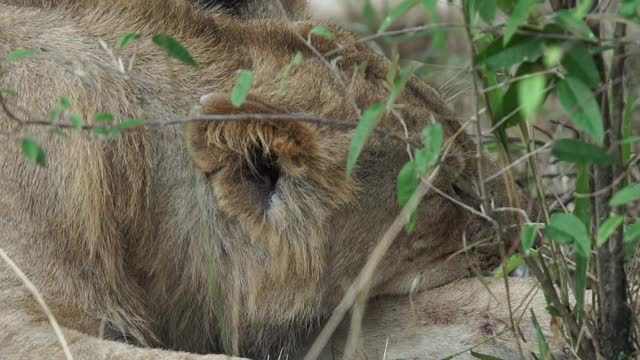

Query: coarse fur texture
[0,0,520,358]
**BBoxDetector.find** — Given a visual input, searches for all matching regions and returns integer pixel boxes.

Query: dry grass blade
[0,248,73,360]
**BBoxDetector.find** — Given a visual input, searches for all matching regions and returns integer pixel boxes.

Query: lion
[0,0,520,358]
[314,277,567,360]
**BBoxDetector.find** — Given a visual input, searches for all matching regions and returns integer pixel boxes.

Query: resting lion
[0,0,521,358]
[317,278,565,360]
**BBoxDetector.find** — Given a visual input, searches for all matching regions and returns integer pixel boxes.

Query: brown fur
[0,0,518,358]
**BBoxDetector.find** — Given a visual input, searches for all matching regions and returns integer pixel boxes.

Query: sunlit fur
[315,278,569,360]
[0,0,520,358]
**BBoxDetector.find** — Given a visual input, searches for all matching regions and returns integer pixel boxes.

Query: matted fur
[0,0,519,358]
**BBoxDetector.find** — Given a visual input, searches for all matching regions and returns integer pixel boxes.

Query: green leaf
[386,65,415,109]
[561,43,602,89]
[544,225,573,245]
[378,0,421,33]
[119,33,141,49]
[230,70,254,108]
[547,212,590,257]
[60,96,71,110]
[497,0,515,14]
[346,103,386,177]
[478,0,497,24]
[544,46,564,67]
[556,77,604,144]
[531,309,551,360]
[463,0,477,24]
[625,221,640,245]
[117,118,144,130]
[386,54,400,86]
[494,254,524,279]
[69,114,83,130]
[493,82,522,131]
[622,95,636,164]
[152,34,198,67]
[621,0,640,20]
[503,0,536,45]
[574,0,594,19]
[414,124,443,175]
[292,51,304,65]
[597,215,624,247]
[574,254,587,323]
[0,89,16,95]
[50,108,63,124]
[559,213,590,256]
[397,161,418,207]
[609,183,640,207]
[5,49,35,62]
[477,35,544,69]
[552,139,614,165]
[362,0,380,30]
[397,161,419,233]
[21,138,46,167]
[470,350,503,360]
[555,10,596,40]
[620,136,640,145]
[95,112,115,123]
[574,164,592,234]
[522,224,538,253]
[310,26,334,40]
[518,73,545,121]
[92,127,109,136]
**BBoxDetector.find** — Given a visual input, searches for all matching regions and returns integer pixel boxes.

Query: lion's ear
[186,93,320,178]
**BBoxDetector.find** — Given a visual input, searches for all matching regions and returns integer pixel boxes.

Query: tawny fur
[0,0,520,358]
[315,278,569,360]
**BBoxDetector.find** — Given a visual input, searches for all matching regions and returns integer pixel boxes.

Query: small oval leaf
[346,103,386,177]
[547,212,590,257]
[231,70,254,108]
[117,118,144,131]
[561,43,602,89]
[625,221,640,245]
[119,33,141,49]
[503,0,536,44]
[518,74,546,121]
[378,0,421,34]
[5,49,35,62]
[552,139,614,165]
[597,215,624,247]
[69,114,83,130]
[397,161,419,234]
[557,77,604,144]
[95,112,115,123]
[21,138,46,167]
[522,224,539,252]
[60,96,71,110]
[609,183,640,207]
[152,34,198,67]
[310,26,334,40]
[414,124,443,176]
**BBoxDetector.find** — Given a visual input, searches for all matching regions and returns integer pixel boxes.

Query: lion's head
[0,1,521,358]
[177,19,518,355]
